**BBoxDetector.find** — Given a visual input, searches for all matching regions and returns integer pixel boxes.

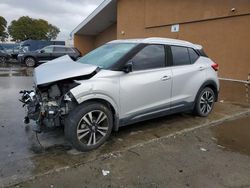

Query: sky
[0,0,103,40]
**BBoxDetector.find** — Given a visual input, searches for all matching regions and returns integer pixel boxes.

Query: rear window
[54,47,66,53]
[171,46,190,66]
[66,48,74,52]
[171,46,200,66]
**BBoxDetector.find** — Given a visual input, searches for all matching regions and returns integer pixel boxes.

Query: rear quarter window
[188,48,199,64]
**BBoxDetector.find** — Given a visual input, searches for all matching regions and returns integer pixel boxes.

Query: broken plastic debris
[211,137,217,141]
[102,170,110,176]
[200,147,207,152]
[217,144,225,149]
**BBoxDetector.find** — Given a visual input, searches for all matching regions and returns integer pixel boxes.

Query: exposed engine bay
[19,81,78,132]
[19,55,100,133]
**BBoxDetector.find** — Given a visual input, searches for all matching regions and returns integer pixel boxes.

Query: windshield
[77,43,137,69]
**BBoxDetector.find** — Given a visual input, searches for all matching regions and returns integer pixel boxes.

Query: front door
[119,44,172,121]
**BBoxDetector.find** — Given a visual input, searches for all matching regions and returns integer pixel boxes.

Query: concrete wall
[74,0,250,80]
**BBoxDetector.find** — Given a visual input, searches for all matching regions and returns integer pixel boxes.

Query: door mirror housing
[40,49,45,53]
[123,62,133,73]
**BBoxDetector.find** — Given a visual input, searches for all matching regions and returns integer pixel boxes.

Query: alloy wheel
[199,90,214,115]
[25,58,35,67]
[77,110,109,146]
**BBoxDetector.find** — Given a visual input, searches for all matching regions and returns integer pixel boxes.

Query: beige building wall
[95,23,117,47]
[74,23,117,55]
[74,35,95,55]
[75,0,250,80]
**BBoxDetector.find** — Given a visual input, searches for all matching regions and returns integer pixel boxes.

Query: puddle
[0,64,33,77]
[211,115,250,156]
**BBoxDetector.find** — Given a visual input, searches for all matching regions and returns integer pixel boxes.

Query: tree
[8,16,60,41]
[0,16,8,42]
[47,24,60,40]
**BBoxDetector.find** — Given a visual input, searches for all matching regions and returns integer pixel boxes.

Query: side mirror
[123,62,133,73]
[40,49,45,53]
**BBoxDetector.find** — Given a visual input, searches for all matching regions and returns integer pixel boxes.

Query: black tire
[0,56,7,63]
[25,57,36,67]
[193,87,215,117]
[65,102,113,151]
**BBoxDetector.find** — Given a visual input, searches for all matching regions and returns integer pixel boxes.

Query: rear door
[36,46,54,62]
[52,46,67,59]
[119,44,172,121]
[170,46,206,108]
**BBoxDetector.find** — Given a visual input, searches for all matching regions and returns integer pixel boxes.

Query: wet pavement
[211,116,250,156]
[0,64,250,187]
[13,113,250,188]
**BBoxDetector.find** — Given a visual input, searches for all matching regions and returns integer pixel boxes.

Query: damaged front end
[19,82,77,132]
[19,55,99,133]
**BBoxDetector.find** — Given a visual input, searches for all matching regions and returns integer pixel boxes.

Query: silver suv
[20,38,219,151]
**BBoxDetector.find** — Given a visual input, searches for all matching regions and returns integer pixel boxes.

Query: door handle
[199,66,205,71]
[161,75,171,81]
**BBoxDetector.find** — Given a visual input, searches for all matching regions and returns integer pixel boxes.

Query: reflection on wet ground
[211,115,250,156]
[0,63,33,77]
[0,64,249,187]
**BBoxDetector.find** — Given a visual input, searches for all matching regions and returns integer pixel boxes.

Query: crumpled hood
[34,55,98,86]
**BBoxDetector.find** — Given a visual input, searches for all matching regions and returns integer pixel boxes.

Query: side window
[188,48,199,64]
[131,45,165,71]
[43,46,53,53]
[66,48,74,53]
[54,47,66,53]
[171,46,190,66]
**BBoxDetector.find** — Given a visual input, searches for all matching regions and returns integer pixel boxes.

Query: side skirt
[118,102,194,128]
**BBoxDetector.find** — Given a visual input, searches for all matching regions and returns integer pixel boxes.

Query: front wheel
[65,102,113,151]
[194,87,215,117]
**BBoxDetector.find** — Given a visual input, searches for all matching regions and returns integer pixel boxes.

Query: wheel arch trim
[196,80,219,102]
[75,93,120,131]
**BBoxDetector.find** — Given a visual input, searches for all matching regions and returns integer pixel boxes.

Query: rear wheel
[25,57,36,67]
[65,102,113,151]
[194,87,215,117]
[0,56,7,63]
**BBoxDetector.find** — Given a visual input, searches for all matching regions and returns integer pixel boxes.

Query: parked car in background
[18,45,81,66]
[18,39,65,53]
[20,37,219,151]
[0,45,11,63]
[13,40,66,60]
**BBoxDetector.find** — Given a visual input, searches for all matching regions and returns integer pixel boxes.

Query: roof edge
[70,0,113,37]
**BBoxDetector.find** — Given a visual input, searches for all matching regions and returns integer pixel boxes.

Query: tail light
[211,63,219,71]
